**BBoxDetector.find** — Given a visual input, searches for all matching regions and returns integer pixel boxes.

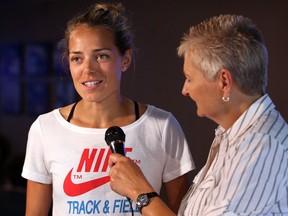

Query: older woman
[109,14,288,216]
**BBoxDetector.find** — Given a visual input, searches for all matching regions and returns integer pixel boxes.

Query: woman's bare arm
[164,174,190,213]
[26,180,52,216]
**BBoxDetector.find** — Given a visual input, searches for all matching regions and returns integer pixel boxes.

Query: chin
[196,110,205,118]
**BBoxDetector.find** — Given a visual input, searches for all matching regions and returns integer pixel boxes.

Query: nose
[83,58,97,75]
[181,85,189,96]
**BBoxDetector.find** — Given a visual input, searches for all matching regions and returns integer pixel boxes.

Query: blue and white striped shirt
[179,94,288,216]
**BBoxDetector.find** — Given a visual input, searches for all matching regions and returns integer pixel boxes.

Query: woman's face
[68,25,129,103]
[181,54,222,120]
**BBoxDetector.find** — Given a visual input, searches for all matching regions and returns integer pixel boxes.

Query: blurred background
[0,0,287,214]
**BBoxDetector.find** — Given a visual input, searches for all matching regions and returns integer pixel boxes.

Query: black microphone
[105,126,126,156]
[105,126,134,215]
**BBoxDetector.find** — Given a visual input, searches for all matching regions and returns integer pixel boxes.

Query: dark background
[0,0,287,182]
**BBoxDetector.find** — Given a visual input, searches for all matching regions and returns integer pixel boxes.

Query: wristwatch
[136,192,158,214]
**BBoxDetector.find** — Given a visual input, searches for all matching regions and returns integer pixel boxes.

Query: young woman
[22,3,195,216]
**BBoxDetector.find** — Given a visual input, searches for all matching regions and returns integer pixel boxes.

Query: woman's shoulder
[141,104,179,126]
[146,104,172,116]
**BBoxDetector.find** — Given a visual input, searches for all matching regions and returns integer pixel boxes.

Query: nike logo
[63,168,110,197]
[63,147,133,197]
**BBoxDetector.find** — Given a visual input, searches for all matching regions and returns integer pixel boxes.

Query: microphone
[105,126,126,156]
[105,126,133,215]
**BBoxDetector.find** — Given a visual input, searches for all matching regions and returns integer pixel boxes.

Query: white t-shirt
[22,105,195,216]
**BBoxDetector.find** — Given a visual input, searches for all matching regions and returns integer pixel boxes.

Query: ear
[218,68,233,94]
[121,49,132,72]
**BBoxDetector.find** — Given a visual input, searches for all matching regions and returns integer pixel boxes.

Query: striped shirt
[179,94,288,216]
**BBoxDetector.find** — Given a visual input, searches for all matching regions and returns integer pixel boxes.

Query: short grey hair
[178,14,268,95]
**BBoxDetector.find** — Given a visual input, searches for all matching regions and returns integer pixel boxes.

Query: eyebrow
[69,48,112,55]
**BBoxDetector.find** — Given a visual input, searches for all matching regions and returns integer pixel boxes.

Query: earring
[222,94,230,102]
[122,67,127,72]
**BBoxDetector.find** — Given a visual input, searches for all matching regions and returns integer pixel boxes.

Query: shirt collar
[216,94,274,144]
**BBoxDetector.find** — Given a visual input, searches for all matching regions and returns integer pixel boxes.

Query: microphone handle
[109,140,133,214]
[109,140,126,156]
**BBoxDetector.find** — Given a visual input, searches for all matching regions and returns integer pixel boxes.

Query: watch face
[137,194,149,206]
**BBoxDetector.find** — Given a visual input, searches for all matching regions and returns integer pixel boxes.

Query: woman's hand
[109,154,176,216]
[108,153,154,202]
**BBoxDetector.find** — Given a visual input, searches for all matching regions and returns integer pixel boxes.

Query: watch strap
[144,192,158,198]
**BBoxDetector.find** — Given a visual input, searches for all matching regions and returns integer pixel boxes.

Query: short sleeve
[162,113,195,182]
[21,118,52,184]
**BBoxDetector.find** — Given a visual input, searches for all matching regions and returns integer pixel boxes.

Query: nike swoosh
[63,168,110,197]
